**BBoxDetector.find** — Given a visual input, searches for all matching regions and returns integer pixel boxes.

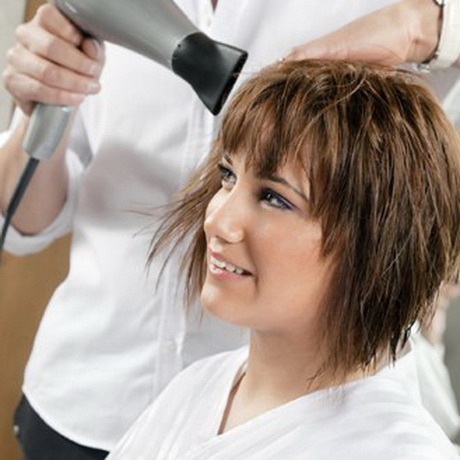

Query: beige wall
[0,237,70,459]
[0,1,26,130]
[0,2,71,459]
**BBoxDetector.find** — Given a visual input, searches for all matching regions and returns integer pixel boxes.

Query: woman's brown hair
[150,60,460,380]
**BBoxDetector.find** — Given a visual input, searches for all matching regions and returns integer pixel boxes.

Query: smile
[209,255,250,276]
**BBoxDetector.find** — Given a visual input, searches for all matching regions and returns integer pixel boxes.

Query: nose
[204,187,246,244]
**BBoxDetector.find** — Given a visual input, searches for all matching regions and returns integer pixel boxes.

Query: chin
[200,285,246,328]
[200,284,224,317]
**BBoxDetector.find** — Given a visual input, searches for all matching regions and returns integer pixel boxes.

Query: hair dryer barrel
[52,0,248,114]
[172,33,247,114]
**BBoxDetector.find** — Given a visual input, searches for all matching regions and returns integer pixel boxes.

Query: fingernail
[70,93,85,104]
[89,63,100,76]
[91,39,102,58]
[86,82,100,93]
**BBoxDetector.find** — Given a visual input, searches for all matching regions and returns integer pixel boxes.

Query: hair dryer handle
[23,104,74,161]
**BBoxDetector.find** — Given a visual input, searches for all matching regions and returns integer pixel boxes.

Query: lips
[209,254,252,276]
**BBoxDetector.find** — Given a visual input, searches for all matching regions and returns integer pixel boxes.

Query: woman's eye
[260,188,293,210]
[217,164,236,188]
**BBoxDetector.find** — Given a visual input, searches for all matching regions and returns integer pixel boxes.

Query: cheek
[258,219,323,270]
[265,243,327,289]
[257,223,330,308]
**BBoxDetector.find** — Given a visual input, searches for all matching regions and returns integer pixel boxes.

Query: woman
[109,60,460,459]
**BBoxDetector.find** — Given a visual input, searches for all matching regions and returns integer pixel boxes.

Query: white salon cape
[1,0,459,451]
[108,347,458,460]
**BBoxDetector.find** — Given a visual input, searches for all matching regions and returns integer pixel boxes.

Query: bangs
[214,61,364,218]
[216,66,326,179]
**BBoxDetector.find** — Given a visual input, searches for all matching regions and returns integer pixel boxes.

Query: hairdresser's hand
[2,4,104,116]
[284,0,440,66]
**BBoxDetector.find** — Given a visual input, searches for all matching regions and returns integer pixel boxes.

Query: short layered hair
[150,60,460,380]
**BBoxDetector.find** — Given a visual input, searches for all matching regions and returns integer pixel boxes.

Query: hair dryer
[53,0,248,115]
[0,0,248,257]
[25,0,249,160]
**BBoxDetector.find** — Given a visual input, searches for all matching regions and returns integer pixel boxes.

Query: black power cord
[0,103,73,262]
[0,158,39,261]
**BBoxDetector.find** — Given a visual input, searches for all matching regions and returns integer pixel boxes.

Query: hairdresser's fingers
[33,4,83,47]
[1,72,85,116]
[36,5,105,71]
[3,42,99,115]
[6,42,101,94]
[284,12,410,66]
[286,39,406,66]
[16,22,101,78]
[81,38,106,71]
[284,0,440,66]
[5,5,104,114]
[35,5,105,71]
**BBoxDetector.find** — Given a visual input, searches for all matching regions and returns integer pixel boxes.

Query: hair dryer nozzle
[172,33,247,115]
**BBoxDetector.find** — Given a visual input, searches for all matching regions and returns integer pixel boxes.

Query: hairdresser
[0,0,459,458]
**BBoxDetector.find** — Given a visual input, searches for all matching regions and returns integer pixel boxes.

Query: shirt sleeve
[0,108,91,256]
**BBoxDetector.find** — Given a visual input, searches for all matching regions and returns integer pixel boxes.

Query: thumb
[285,40,401,66]
[284,41,334,61]
[284,40,339,62]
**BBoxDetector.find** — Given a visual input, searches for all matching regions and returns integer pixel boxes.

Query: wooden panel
[0,3,69,460]
[0,3,24,131]
[26,0,46,19]
[0,236,70,459]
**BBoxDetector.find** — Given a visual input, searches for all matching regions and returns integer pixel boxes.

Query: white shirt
[108,347,459,460]
[1,0,458,451]
[412,330,460,439]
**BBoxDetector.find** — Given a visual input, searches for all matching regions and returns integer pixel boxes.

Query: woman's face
[202,153,334,336]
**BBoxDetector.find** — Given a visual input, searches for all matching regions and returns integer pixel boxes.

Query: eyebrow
[262,173,310,203]
[222,153,309,203]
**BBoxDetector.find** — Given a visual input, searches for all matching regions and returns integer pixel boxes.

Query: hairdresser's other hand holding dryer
[0,4,104,237]
[2,3,104,116]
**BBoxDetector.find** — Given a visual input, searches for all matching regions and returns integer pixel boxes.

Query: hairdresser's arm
[0,4,103,235]
[285,0,445,67]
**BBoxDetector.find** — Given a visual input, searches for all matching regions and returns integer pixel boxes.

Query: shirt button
[13,425,20,436]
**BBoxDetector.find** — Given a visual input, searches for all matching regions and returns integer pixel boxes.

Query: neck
[244,330,326,402]
[243,330,388,401]
[219,328,376,434]
[219,329,327,433]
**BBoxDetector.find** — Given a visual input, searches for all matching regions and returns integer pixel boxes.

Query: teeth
[226,262,237,272]
[210,256,245,275]
[212,257,226,269]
